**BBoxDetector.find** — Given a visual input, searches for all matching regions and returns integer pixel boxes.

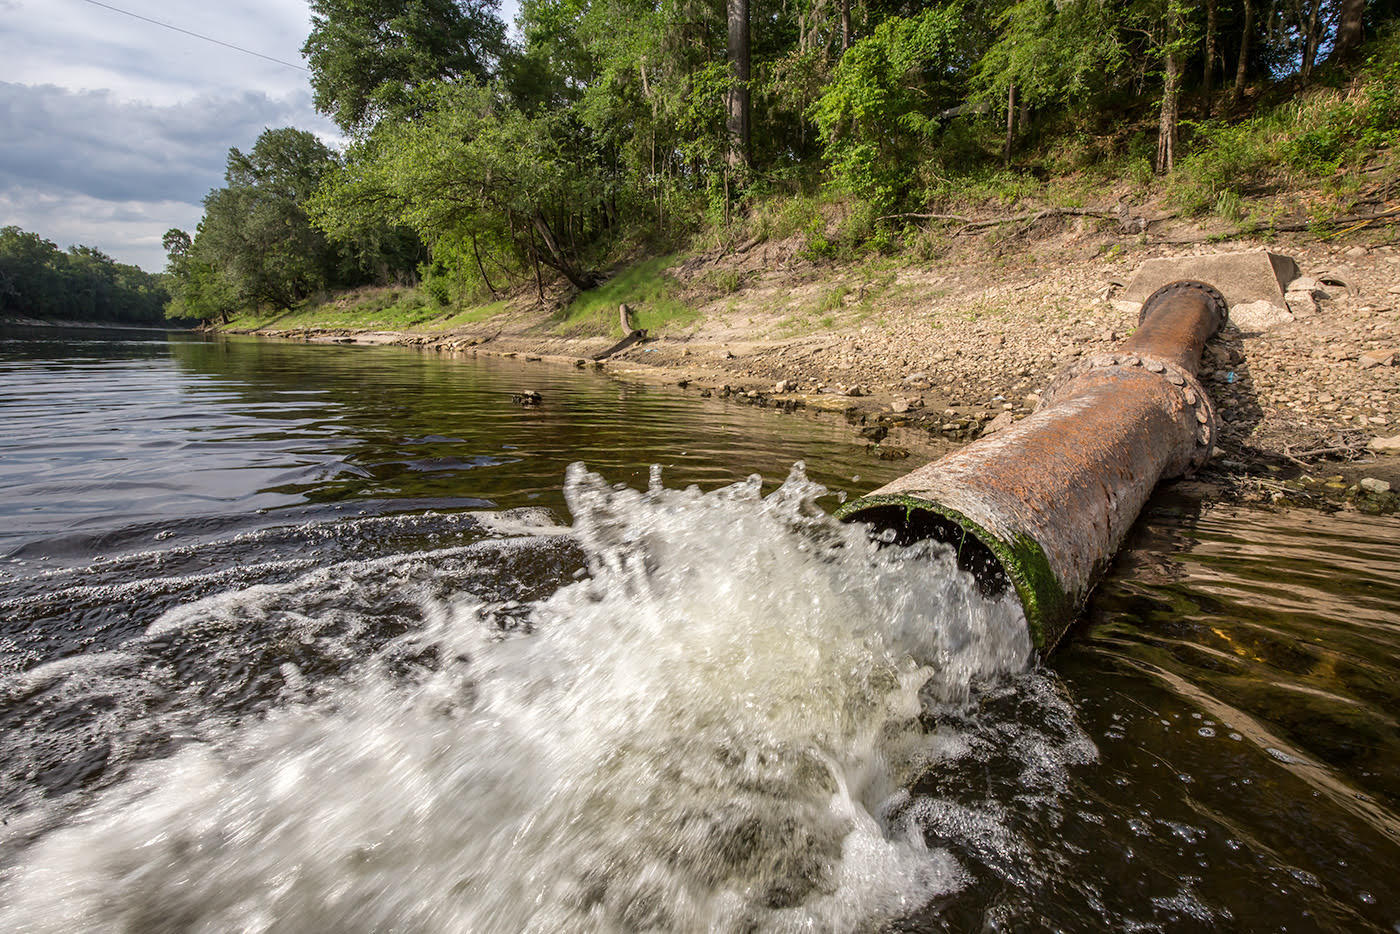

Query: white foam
[0,464,1088,932]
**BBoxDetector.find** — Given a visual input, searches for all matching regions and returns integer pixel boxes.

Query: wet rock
[511,390,542,406]
[859,425,889,443]
[1360,477,1392,494]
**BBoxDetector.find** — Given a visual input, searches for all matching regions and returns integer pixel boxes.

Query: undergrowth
[551,255,698,336]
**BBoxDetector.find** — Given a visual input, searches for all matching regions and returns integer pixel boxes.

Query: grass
[222,286,511,332]
[551,254,699,336]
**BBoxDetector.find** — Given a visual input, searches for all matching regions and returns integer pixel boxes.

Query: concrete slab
[1116,250,1301,318]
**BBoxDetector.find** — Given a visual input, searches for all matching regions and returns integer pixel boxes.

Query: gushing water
[0,465,1093,932]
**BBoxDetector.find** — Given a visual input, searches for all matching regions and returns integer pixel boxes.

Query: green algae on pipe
[836,280,1231,654]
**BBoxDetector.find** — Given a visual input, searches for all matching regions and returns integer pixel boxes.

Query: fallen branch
[878,206,1122,229]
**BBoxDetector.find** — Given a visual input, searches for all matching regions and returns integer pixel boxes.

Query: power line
[75,0,309,72]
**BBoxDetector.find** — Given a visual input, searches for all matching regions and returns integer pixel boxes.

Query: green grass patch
[552,255,699,336]
[222,287,512,332]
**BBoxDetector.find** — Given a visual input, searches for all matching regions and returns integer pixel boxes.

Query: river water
[1,326,1397,932]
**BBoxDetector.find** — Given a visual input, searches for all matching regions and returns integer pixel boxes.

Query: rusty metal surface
[837,281,1228,653]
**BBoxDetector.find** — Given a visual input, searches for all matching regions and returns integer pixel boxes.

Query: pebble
[1359,349,1396,369]
[1360,477,1392,494]
[1345,246,1368,259]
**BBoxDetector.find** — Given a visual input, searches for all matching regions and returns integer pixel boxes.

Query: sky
[0,0,518,272]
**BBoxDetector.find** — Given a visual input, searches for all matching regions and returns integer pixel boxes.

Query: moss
[834,492,1074,653]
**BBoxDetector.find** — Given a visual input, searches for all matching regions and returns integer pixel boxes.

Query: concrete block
[1117,250,1301,319]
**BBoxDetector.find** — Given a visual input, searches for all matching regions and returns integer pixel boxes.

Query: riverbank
[223,221,1400,513]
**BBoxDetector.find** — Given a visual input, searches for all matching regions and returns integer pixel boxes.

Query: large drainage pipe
[835,280,1229,654]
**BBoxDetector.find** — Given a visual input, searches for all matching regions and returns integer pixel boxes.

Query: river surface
[1,326,1398,932]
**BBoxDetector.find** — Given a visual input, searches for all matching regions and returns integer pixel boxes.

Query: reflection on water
[1,326,1398,931]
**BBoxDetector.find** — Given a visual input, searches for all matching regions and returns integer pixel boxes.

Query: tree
[303,0,507,133]
[312,82,603,293]
[1331,0,1366,62]
[192,128,341,311]
[0,225,167,324]
[726,0,752,171]
[1156,0,1188,174]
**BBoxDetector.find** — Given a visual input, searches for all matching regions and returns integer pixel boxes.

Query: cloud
[0,81,333,204]
[0,2,335,271]
[1,188,202,271]
[0,81,340,270]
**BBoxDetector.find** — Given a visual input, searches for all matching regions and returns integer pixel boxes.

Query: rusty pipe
[835,281,1228,653]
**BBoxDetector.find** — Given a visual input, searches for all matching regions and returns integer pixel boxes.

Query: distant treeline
[0,226,170,325]
[163,0,1400,322]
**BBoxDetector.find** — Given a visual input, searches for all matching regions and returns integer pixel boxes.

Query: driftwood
[877,206,1169,236]
[594,304,648,361]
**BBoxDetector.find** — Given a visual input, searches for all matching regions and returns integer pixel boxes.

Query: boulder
[1115,250,1300,317]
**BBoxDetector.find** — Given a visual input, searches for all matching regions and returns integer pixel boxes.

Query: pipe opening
[852,504,1011,600]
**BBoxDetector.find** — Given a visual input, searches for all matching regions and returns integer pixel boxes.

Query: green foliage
[972,0,1124,111]
[812,4,973,210]
[0,226,168,324]
[303,0,506,132]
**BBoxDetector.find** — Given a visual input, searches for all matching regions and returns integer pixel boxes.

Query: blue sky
[0,0,517,271]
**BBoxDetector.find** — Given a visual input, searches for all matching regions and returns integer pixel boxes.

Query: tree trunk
[1301,0,1323,77]
[531,212,597,291]
[528,229,545,303]
[471,234,497,297]
[726,0,751,172]
[1157,7,1183,175]
[1203,0,1218,105]
[1004,83,1017,165]
[1331,0,1365,63]
[841,0,851,52]
[1233,0,1253,100]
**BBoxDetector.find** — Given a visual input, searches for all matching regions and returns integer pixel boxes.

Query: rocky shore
[238,230,1400,514]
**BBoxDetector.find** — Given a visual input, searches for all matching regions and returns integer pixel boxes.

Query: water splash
[0,465,1091,932]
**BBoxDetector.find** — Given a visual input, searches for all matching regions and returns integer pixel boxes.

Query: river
[1,325,1397,931]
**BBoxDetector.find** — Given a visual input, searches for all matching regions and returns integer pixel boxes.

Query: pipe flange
[1139,279,1229,331]
[1034,352,1217,472]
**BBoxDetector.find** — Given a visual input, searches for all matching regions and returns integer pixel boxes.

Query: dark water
[1,326,1398,932]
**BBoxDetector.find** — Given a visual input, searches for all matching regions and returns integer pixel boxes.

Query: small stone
[1285,291,1318,317]
[1345,246,1369,259]
[1360,349,1397,369]
[890,398,911,414]
[1230,300,1294,332]
[1360,477,1392,494]
[983,411,1015,435]
[844,386,865,397]
[774,379,791,393]
[1289,276,1323,293]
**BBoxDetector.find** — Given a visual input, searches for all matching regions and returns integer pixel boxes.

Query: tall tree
[727,0,752,171]
[1156,0,1185,174]
[303,0,506,133]
[195,129,341,310]
[1331,0,1366,62]
[1233,0,1254,98]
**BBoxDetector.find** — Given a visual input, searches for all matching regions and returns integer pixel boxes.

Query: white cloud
[0,1,330,270]
[1,188,202,271]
